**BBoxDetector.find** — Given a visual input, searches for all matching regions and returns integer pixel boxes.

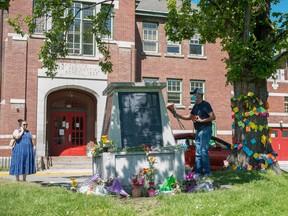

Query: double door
[50,112,86,156]
[271,128,288,161]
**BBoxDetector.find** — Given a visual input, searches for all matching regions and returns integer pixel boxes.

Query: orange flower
[143,168,149,173]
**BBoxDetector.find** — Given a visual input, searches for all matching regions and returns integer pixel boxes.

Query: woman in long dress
[9,119,36,181]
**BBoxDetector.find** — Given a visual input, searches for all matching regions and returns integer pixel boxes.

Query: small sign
[59,129,64,136]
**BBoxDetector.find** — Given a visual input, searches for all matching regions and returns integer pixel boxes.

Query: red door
[50,112,87,156]
[271,128,288,161]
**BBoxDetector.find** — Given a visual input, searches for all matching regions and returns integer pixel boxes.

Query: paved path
[1,162,287,186]
[0,169,93,187]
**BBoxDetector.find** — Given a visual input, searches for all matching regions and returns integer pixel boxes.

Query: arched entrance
[47,89,97,156]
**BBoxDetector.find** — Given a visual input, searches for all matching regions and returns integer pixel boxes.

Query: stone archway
[46,89,97,156]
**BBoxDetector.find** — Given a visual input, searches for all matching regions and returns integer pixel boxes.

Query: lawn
[1,169,288,216]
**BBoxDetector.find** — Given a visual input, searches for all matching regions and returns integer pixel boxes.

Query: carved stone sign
[118,92,163,148]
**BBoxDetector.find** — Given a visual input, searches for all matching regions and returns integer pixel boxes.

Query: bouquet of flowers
[92,135,115,156]
[182,173,196,192]
[130,172,145,187]
[166,103,185,129]
[142,144,157,184]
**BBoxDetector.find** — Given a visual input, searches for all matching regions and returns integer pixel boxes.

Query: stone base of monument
[92,149,185,192]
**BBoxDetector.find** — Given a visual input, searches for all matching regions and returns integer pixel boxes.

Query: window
[166,38,181,55]
[285,97,288,113]
[34,15,48,34]
[189,34,203,56]
[67,3,95,56]
[167,79,182,104]
[143,22,158,53]
[274,69,285,81]
[33,0,49,34]
[101,4,114,39]
[190,81,205,105]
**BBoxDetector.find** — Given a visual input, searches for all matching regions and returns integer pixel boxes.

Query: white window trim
[189,81,205,108]
[285,97,288,113]
[143,22,159,53]
[166,38,181,55]
[167,79,182,105]
[32,1,115,61]
[189,34,204,57]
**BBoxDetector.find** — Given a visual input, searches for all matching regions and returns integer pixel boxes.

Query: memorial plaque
[118,92,163,148]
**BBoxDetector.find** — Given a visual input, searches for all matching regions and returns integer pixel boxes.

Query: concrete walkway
[1,162,287,186]
[0,169,93,187]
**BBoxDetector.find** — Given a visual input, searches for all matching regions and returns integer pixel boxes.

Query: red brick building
[0,0,287,160]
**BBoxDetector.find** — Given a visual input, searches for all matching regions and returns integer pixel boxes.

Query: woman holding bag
[9,119,36,181]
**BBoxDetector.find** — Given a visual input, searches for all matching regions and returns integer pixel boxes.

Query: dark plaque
[118,92,163,148]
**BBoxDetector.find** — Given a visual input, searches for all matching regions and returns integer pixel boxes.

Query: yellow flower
[149,157,156,163]
[71,181,78,187]
[70,178,76,181]
[101,135,108,143]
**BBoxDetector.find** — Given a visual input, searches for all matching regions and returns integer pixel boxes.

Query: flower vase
[147,182,156,197]
[148,187,156,197]
[103,147,108,152]
[132,185,142,198]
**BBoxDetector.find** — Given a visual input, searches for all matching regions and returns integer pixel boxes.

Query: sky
[271,0,288,13]
[191,0,288,14]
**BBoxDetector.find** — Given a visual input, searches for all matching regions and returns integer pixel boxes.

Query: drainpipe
[0,10,3,100]
[24,38,28,120]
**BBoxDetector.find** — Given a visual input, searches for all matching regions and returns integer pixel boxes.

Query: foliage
[165,0,288,84]
[0,0,11,11]
[165,0,288,169]
[6,0,114,77]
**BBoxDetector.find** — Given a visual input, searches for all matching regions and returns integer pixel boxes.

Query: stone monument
[93,82,185,190]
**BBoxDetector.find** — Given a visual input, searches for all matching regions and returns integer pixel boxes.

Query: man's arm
[196,111,216,123]
[176,113,193,121]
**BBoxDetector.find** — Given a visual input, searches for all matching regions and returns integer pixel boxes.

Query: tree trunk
[227,79,282,174]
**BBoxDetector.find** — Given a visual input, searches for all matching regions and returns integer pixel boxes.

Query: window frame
[142,22,159,53]
[167,79,182,105]
[285,96,288,113]
[66,2,96,57]
[101,3,114,40]
[190,81,205,105]
[166,37,181,55]
[189,34,204,56]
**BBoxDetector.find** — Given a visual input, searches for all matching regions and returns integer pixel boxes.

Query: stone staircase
[41,156,93,172]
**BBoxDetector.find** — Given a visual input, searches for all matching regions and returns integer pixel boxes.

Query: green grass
[0,167,9,171]
[1,170,288,216]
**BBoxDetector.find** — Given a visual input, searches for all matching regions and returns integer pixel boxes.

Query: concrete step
[42,156,93,171]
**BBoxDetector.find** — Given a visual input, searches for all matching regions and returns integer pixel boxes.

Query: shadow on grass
[211,168,288,186]
[211,169,268,185]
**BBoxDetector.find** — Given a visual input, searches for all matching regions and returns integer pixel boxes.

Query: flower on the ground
[130,172,145,186]
[70,177,78,191]
[182,173,196,192]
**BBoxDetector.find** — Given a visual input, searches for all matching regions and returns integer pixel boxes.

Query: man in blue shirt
[175,88,216,178]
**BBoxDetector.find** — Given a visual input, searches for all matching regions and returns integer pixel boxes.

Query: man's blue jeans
[195,127,212,175]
